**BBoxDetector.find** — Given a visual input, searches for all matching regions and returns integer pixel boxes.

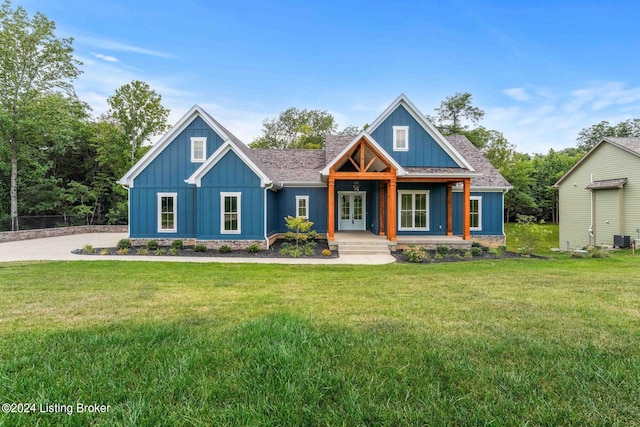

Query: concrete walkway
[0,233,397,265]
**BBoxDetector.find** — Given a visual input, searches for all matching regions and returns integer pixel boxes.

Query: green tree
[107,80,170,165]
[0,0,81,230]
[531,148,582,222]
[250,107,337,149]
[576,119,640,152]
[432,92,484,135]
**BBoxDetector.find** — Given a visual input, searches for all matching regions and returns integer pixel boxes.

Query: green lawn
[1,256,639,425]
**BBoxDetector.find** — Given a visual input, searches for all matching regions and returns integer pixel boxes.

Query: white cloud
[75,34,175,59]
[92,53,119,63]
[502,87,531,102]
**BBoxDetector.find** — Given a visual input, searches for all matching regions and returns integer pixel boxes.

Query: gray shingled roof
[444,135,511,187]
[246,133,510,188]
[252,149,326,183]
[324,134,353,165]
[604,137,640,155]
[586,178,627,190]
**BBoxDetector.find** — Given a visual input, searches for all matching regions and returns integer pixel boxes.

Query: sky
[15,0,640,154]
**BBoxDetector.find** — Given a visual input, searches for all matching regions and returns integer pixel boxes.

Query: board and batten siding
[396,182,448,236]
[558,142,640,249]
[196,150,264,240]
[452,191,504,236]
[369,105,458,168]
[129,116,225,238]
[272,187,328,234]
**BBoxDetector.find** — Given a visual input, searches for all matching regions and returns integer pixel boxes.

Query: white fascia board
[280,181,327,187]
[406,172,482,179]
[366,94,475,171]
[452,186,512,192]
[321,131,407,176]
[119,104,230,188]
[185,141,271,187]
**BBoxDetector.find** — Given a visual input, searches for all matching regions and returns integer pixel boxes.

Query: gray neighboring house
[555,137,640,250]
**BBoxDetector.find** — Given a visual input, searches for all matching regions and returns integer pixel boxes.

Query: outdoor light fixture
[353,181,360,192]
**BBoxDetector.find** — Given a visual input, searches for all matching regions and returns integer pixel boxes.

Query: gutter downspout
[264,183,275,249]
[120,183,131,237]
[589,174,594,246]
[502,187,510,238]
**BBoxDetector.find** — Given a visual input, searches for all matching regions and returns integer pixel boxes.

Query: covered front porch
[325,135,473,243]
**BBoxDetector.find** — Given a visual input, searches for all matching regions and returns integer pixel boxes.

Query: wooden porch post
[447,182,453,236]
[463,178,471,240]
[379,182,385,235]
[388,177,397,241]
[328,177,335,241]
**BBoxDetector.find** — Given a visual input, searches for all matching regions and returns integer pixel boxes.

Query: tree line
[0,1,169,231]
[2,1,639,231]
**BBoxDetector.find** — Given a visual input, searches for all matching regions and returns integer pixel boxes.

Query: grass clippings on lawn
[1,253,639,425]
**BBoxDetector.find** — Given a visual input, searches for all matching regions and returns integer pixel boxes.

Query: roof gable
[186,141,271,187]
[555,137,640,187]
[366,94,474,170]
[321,132,406,176]
[119,105,273,188]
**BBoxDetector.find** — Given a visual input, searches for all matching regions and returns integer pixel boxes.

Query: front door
[338,192,366,231]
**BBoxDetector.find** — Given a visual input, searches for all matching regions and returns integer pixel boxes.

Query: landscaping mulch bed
[392,247,531,263]
[73,239,338,259]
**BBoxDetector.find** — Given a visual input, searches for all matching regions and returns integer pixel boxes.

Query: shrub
[436,245,449,256]
[155,248,165,256]
[169,248,178,256]
[194,244,207,253]
[82,244,95,255]
[146,240,159,250]
[464,250,473,259]
[136,248,149,255]
[470,247,483,257]
[246,243,261,253]
[404,246,427,263]
[219,245,232,253]
[322,249,332,257]
[99,248,109,256]
[170,240,183,250]
[570,251,585,259]
[117,248,129,255]
[117,239,132,249]
[471,241,482,248]
[589,247,610,258]
[512,215,552,254]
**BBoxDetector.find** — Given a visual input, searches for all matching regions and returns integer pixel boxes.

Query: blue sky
[17,0,640,153]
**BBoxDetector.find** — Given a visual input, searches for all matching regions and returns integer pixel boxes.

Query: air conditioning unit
[613,235,631,248]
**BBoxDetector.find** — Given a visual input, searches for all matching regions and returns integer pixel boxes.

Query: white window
[191,137,207,163]
[393,126,409,151]
[220,192,241,234]
[157,192,177,233]
[470,196,482,231]
[398,190,429,231]
[296,195,309,218]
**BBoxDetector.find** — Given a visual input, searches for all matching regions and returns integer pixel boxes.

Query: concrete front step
[337,243,392,255]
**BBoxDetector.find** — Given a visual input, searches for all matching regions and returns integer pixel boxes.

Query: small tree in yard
[280,216,317,257]
[512,214,552,254]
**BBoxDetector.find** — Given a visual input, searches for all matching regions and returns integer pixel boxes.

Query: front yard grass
[1,255,639,425]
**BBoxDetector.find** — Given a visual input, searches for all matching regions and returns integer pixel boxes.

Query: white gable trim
[185,141,271,187]
[321,132,407,176]
[367,94,474,171]
[118,105,235,188]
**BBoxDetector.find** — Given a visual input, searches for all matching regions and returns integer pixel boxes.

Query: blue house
[118,94,511,249]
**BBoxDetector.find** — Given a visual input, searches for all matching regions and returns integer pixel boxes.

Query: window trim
[157,192,177,233]
[190,137,207,163]
[470,196,482,231]
[295,195,309,219]
[220,192,241,235]
[397,190,430,231]
[393,126,409,152]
